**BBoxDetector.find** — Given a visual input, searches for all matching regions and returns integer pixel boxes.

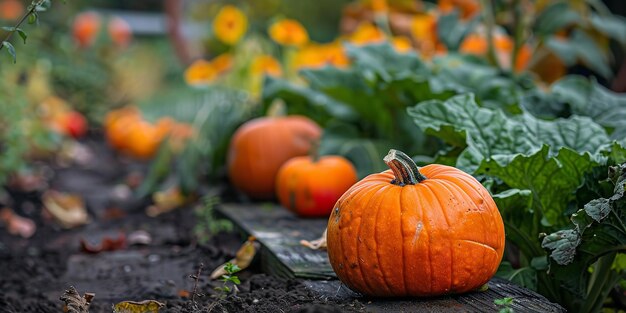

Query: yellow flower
[410,14,437,44]
[349,23,386,46]
[184,60,217,85]
[211,53,233,75]
[251,55,283,77]
[213,5,247,45]
[293,43,349,70]
[410,14,441,58]
[392,36,413,53]
[269,19,309,47]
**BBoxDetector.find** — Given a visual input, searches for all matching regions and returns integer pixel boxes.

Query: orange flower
[251,55,283,77]
[392,36,413,53]
[349,23,385,46]
[211,53,233,75]
[213,5,247,45]
[184,60,217,85]
[269,19,309,47]
[0,0,23,20]
[460,33,532,72]
[72,11,102,48]
[108,16,132,48]
[293,43,349,70]
[438,0,480,19]
[410,14,437,45]
[370,0,388,13]
[410,13,440,58]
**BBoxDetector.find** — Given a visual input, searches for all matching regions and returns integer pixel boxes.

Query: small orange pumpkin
[227,116,321,200]
[276,154,357,217]
[327,149,505,297]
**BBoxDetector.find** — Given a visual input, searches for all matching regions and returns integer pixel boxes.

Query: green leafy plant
[138,87,252,196]
[407,85,626,311]
[193,196,233,244]
[214,262,241,297]
[494,297,514,313]
[1,0,52,63]
[262,43,534,177]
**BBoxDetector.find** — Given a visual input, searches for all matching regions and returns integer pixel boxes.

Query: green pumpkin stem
[309,140,321,163]
[384,149,427,185]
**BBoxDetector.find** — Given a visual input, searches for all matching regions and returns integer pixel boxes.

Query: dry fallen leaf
[43,190,90,229]
[80,233,127,254]
[146,187,186,217]
[59,286,94,313]
[113,300,165,313]
[128,230,152,246]
[300,228,327,250]
[210,236,259,280]
[0,207,36,238]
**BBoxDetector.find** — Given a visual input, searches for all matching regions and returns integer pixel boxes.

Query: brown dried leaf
[210,236,259,279]
[59,286,94,313]
[146,187,186,217]
[0,207,36,238]
[300,228,327,250]
[80,233,127,254]
[113,300,165,313]
[43,190,90,229]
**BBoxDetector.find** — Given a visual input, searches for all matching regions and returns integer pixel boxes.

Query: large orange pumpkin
[227,116,321,199]
[327,149,505,297]
[276,155,357,217]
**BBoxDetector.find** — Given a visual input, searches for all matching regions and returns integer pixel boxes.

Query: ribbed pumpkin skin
[327,164,505,297]
[276,155,358,217]
[227,116,321,199]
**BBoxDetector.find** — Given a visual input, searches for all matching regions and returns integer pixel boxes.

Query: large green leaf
[533,2,580,36]
[436,11,479,51]
[552,76,626,143]
[262,76,357,122]
[408,93,609,172]
[589,13,626,45]
[477,146,598,226]
[344,43,430,81]
[541,164,626,307]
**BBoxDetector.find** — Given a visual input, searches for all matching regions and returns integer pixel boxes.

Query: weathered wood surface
[219,203,334,279]
[217,203,566,312]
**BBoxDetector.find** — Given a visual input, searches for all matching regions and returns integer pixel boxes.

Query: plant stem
[511,0,523,72]
[582,252,616,313]
[383,149,427,185]
[0,0,44,51]
[479,0,498,68]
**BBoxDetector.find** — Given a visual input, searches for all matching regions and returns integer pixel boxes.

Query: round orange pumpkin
[327,149,505,297]
[227,116,321,199]
[105,108,141,151]
[276,155,357,217]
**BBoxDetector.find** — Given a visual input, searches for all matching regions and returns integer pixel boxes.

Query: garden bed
[0,137,564,312]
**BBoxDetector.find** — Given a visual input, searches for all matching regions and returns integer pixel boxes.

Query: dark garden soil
[0,136,364,313]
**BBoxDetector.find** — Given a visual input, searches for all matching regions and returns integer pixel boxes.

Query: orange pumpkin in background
[123,120,162,160]
[276,154,357,217]
[105,107,141,151]
[327,149,505,297]
[227,116,321,200]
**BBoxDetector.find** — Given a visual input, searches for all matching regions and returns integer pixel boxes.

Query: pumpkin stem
[267,99,286,117]
[383,149,427,185]
[309,140,321,163]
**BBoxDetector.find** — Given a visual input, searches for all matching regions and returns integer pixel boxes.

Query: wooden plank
[217,203,565,312]
[218,203,334,279]
[304,278,565,312]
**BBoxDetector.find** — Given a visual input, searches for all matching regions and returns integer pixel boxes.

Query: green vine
[1,0,52,63]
